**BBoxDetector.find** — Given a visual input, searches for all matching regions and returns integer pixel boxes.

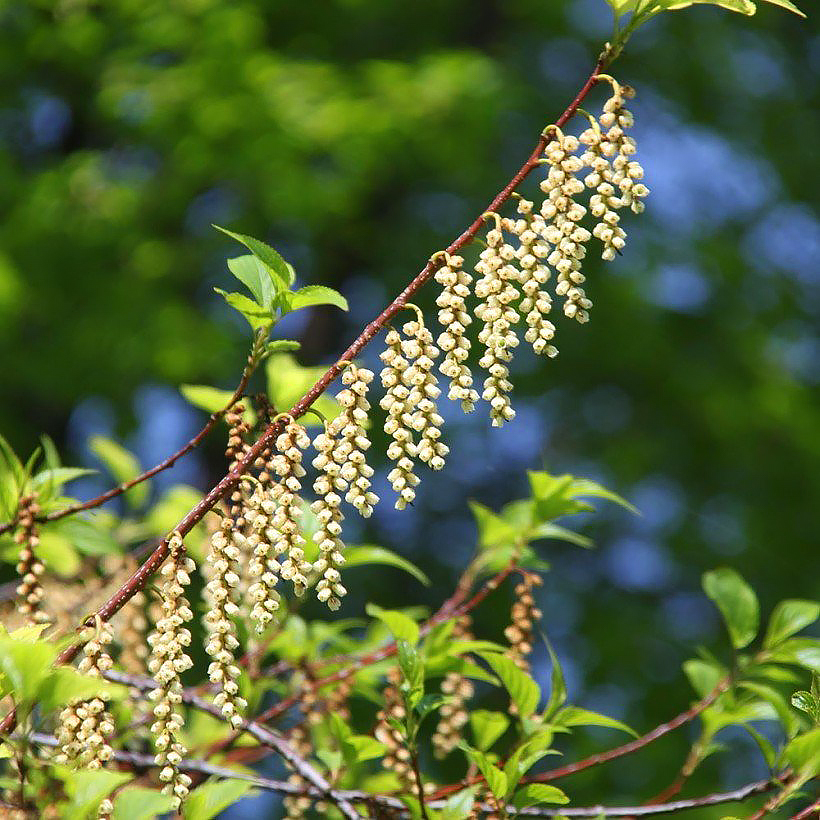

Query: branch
[429,677,730,801]
[791,796,820,820]
[26,733,780,818]
[101,670,363,820]
[524,678,730,785]
[0,331,263,537]
[0,55,606,736]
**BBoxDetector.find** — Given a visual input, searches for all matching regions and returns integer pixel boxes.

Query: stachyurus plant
[0,0,817,817]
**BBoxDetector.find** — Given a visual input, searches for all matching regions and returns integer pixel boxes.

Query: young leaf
[543,634,568,720]
[791,690,820,724]
[436,789,476,820]
[266,353,339,424]
[660,0,756,13]
[460,746,507,800]
[702,568,760,649]
[183,779,257,820]
[470,710,510,752]
[224,254,279,310]
[88,435,148,509]
[397,640,424,692]
[366,604,420,646]
[47,517,120,557]
[783,727,820,777]
[512,784,570,809]
[764,600,820,649]
[469,501,518,549]
[760,0,805,16]
[284,285,348,313]
[265,339,301,355]
[112,786,176,820]
[554,706,638,737]
[29,467,96,500]
[479,652,540,718]
[345,545,430,586]
[215,226,292,288]
[59,768,133,820]
[213,288,272,331]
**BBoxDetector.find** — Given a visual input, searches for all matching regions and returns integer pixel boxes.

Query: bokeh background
[1,0,818,814]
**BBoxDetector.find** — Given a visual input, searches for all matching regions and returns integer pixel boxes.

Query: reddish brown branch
[429,677,730,801]
[0,56,605,736]
[791,797,820,820]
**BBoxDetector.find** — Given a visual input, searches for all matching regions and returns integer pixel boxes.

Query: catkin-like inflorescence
[474,221,521,426]
[432,615,475,759]
[435,254,479,413]
[54,618,115,770]
[15,494,48,625]
[380,326,420,510]
[311,428,348,611]
[502,199,558,358]
[325,364,379,517]
[598,80,648,216]
[266,421,313,597]
[505,571,544,672]
[402,317,448,471]
[147,533,194,809]
[244,480,282,632]
[203,518,247,729]
[539,130,593,323]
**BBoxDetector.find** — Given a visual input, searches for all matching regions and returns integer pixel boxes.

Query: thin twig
[101,670,363,820]
[0,56,606,737]
[24,734,782,818]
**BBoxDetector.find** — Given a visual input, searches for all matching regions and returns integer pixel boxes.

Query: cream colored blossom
[502,199,558,357]
[147,532,194,810]
[434,253,479,412]
[203,518,247,728]
[245,481,282,632]
[539,129,593,323]
[474,219,521,426]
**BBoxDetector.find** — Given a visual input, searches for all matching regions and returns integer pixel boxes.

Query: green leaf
[0,634,57,705]
[29,467,96,499]
[469,501,518,549]
[767,637,820,673]
[531,522,594,549]
[460,746,507,799]
[366,604,420,646]
[39,667,128,713]
[265,339,301,355]
[265,353,339,425]
[36,530,81,576]
[345,545,430,586]
[60,768,133,820]
[502,731,559,795]
[528,473,592,521]
[784,727,820,777]
[739,681,800,736]
[543,635,567,720]
[792,690,820,724]
[184,779,257,820]
[436,789,476,820]
[660,0,757,13]
[213,287,272,331]
[88,435,148,509]
[479,652,540,718]
[470,710,510,752]
[568,478,639,516]
[765,600,820,649]
[215,223,292,289]
[0,434,23,518]
[683,658,726,698]
[112,786,176,820]
[397,639,424,692]
[702,568,759,649]
[47,517,120,557]
[346,734,387,763]
[284,285,348,313]
[760,0,805,16]
[512,784,570,809]
[554,706,638,737]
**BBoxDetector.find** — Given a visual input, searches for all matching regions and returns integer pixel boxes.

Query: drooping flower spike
[432,250,479,413]
[474,211,521,427]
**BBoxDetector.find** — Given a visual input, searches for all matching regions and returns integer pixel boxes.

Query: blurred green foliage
[1,0,818,809]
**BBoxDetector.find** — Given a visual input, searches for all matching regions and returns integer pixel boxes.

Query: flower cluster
[311,364,378,608]
[203,518,247,729]
[54,618,115,771]
[267,420,313,596]
[380,313,447,509]
[435,253,479,413]
[474,219,522,427]
[505,571,544,672]
[432,615,475,759]
[245,478,282,633]
[373,666,414,790]
[14,494,47,625]
[147,533,194,809]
